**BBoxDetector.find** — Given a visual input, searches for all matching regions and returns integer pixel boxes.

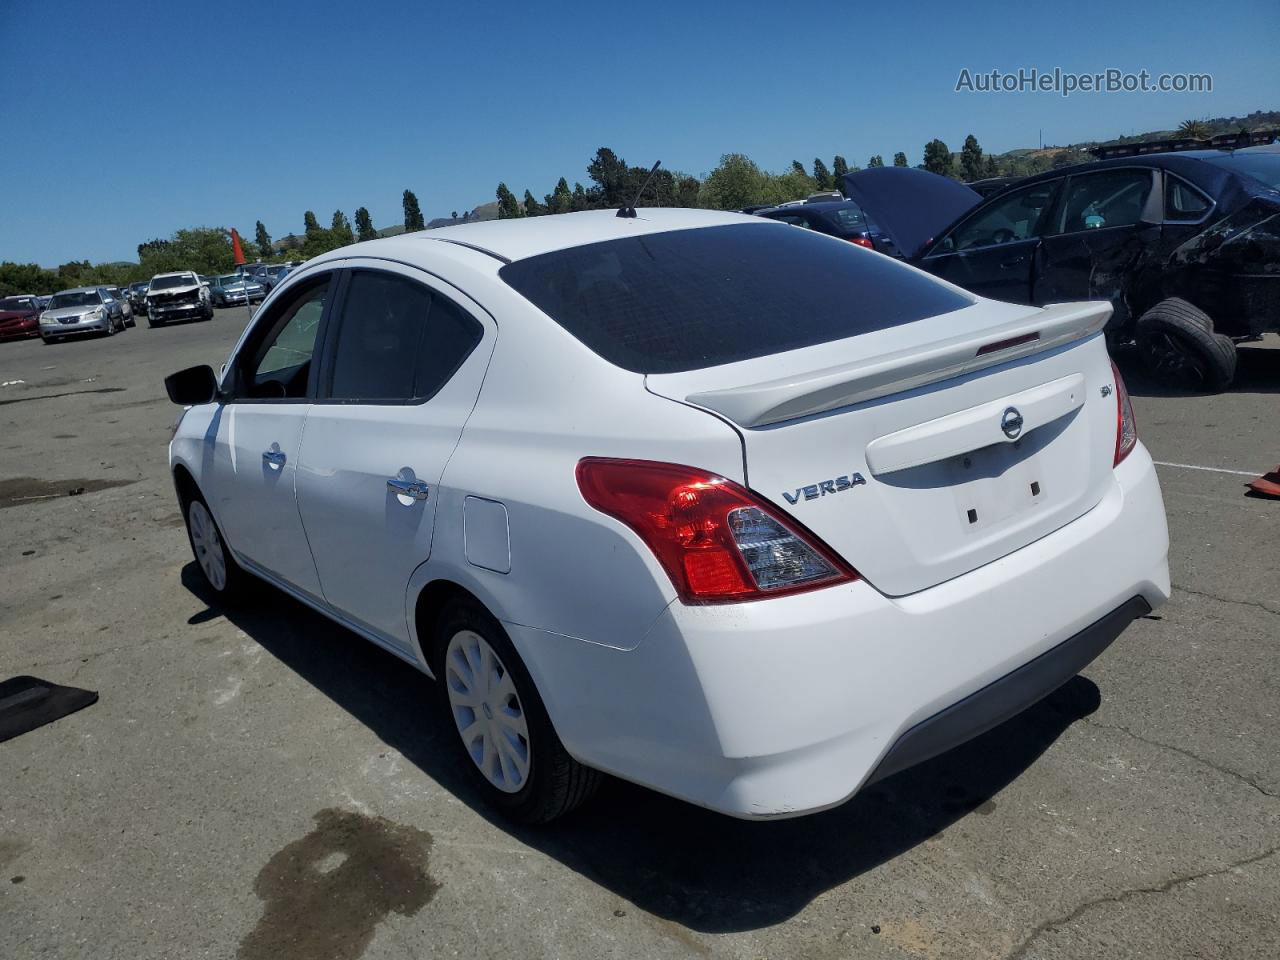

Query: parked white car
[166,209,1170,822]
[146,271,213,326]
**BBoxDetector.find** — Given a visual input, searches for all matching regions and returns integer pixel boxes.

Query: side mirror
[164,364,219,405]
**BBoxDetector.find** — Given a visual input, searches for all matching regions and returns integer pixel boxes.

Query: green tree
[0,261,57,297]
[331,210,355,246]
[571,182,590,211]
[1178,119,1211,140]
[674,174,701,208]
[812,158,832,190]
[868,155,884,168]
[923,139,953,177]
[791,160,807,177]
[303,211,321,235]
[545,177,573,215]
[587,147,631,207]
[960,134,984,181]
[982,154,1000,178]
[402,190,426,231]
[354,207,377,242]
[700,154,769,210]
[893,152,908,167]
[832,156,849,180]
[496,183,523,219]
[523,190,545,217]
[253,221,271,260]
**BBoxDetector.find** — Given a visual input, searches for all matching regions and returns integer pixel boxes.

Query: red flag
[230,228,246,265]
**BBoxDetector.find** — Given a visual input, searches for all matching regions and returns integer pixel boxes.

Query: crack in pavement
[1173,583,1280,618]
[1005,846,1279,960]
[1081,716,1279,800]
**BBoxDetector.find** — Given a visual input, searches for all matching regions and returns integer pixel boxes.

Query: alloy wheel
[188,501,227,592]
[445,629,531,793]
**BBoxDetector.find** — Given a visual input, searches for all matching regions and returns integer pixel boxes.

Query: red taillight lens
[847,235,874,249]
[1111,361,1138,466]
[576,458,858,603]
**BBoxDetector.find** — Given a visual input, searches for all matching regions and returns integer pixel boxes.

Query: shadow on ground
[182,563,1101,933]
[1117,341,1280,398]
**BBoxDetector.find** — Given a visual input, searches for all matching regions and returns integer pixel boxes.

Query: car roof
[308,208,769,266]
[52,286,104,295]
[1015,149,1268,187]
[152,271,196,278]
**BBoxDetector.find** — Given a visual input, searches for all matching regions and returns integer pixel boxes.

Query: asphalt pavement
[1,309,1276,959]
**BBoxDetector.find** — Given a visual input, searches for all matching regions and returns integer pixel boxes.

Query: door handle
[262,448,286,466]
[1000,256,1027,268]
[387,478,429,501]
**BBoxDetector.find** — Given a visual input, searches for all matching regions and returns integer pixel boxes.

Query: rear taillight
[847,235,874,249]
[1111,361,1137,466]
[576,458,858,603]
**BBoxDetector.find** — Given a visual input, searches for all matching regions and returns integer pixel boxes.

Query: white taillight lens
[1112,361,1137,466]
[726,506,838,591]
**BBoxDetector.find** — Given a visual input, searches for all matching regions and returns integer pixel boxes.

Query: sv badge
[782,472,866,505]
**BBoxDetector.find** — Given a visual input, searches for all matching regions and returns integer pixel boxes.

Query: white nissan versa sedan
[165,208,1170,822]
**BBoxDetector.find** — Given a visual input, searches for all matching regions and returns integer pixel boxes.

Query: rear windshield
[150,275,196,290]
[1203,152,1280,190]
[498,222,971,374]
[0,297,36,311]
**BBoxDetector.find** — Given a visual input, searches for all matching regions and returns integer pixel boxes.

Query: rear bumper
[864,594,1150,787]
[507,443,1170,819]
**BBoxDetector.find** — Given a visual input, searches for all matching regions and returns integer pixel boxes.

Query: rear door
[294,262,492,650]
[1033,167,1160,317]
[920,178,1063,303]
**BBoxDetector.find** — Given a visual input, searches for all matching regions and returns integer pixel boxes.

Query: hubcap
[188,501,227,592]
[445,630,530,794]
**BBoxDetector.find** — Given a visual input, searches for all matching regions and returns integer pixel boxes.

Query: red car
[0,294,43,341]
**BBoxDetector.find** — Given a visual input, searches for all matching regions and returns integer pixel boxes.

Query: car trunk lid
[646,299,1119,596]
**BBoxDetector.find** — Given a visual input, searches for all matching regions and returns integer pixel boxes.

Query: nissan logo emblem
[1001,407,1024,439]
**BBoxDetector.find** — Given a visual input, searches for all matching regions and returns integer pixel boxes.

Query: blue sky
[2,0,1277,266]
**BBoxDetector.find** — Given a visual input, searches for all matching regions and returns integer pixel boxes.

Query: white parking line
[1153,460,1260,477]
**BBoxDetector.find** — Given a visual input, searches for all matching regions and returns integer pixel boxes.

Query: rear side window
[1165,176,1213,221]
[326,270,482,402]
[498,223,971,374]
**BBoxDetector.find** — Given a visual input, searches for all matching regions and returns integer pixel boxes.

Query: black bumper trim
[865,595,1151,786]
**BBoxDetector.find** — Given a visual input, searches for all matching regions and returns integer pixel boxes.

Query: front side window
[934,180,1061,253]
[1054,169,1153,234]
[1165,176,1212,221]
[239,277,330,399]
[326,271,482,402]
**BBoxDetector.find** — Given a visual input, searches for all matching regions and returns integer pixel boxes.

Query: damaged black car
[841,145,1280,390]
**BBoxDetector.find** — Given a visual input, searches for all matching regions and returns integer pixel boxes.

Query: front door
[1033,168,1159,324]
[920,178,1063,303]
[207,272,335,598]
[295,263,492,649]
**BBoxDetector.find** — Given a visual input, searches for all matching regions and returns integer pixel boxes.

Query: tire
[434,597,600,822]
[182,491,252,602]
[41,336,55,345]
[103,317,116,336]
[1136,298,1236,391]
[148,317,160,328]
[126,314,136,328]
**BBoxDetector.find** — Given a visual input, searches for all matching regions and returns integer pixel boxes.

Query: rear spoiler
[683,301,1111,428]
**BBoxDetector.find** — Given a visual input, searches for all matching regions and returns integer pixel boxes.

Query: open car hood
[840,167,982,260]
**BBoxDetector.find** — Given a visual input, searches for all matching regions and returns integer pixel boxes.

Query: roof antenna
[617,160,662,218]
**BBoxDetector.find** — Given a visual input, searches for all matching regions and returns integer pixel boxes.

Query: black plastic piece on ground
[865,596,1152,786]
[0,676,98,743]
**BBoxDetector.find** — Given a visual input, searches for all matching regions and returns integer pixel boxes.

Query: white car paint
[170,208,1170,819]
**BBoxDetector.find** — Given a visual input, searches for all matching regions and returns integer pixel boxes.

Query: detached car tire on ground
[166,209,1170,822]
